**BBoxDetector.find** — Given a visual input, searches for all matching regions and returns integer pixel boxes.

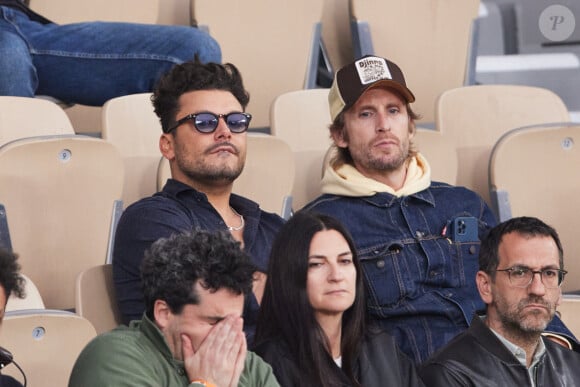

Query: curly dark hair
[0,248,25,302]
[152,59,250,133]
[141,229,255,318]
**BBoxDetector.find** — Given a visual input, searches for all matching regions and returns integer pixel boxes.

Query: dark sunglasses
[165,112,252,134]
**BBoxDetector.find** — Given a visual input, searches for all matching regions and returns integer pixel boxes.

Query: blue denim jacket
[113,179,284,341]
[305,182,576,363]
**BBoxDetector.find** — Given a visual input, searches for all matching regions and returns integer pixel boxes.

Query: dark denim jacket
[305,181,576,363]
[113,179,284,340]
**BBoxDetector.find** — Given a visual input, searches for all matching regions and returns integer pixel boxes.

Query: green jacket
[68,315,279,387]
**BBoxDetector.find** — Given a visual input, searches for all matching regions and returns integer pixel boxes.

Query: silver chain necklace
[227,207,245,231]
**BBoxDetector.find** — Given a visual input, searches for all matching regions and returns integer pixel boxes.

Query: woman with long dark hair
[253,211,423,386]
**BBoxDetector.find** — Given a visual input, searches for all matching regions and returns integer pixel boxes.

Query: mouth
[325,289,348,295]
[373,138,399,149]
[207,142,238,155]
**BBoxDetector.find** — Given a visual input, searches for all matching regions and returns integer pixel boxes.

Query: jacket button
[469,246,477,254]
[429,270,438,277]
[376,260,385,268]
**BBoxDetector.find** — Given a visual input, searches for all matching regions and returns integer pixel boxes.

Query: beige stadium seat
[158,134,295,218]
[350,0,480,124]
[0,309,96,387]
[0,135,124,309]
[28,0,161,24]
[270,89,333,210]
[76,264,122,335]
[436,85,570,206]
[5,273,45,312]
[414,128,458,185]
[102,93,162,207]
[489,123,580,293]
[192,0,324,129]
[0,96,74,146]
[557,295,580,338]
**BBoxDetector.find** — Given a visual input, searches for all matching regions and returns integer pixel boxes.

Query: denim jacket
[305,182,576,363]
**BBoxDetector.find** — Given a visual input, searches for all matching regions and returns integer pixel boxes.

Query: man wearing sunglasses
[112,60,285,343]
[420,216,580,386]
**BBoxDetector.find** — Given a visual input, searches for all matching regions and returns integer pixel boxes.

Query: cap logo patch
[355,57,392,85]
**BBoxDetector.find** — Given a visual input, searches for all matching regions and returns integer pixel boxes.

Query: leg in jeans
[0,9,38,96]
[0,7,221,105]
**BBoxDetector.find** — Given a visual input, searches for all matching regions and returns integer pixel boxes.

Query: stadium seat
[0,309,96,387]
[75,264,122,335]
[101,93,162,207]
[489,122,580,293]
[435,84,570,206]
[28,0,161,24]
[0,135,124,309]
[192,0,324,130]
[5,274,45,311]
[0,96,74,146]
[270,89,333,210]
[350,0,480,124]
[558,295,580,338]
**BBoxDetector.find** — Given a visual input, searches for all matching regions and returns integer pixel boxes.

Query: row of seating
[3,271,580,386]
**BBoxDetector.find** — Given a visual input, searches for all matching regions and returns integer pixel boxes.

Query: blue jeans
[0,6,221,105]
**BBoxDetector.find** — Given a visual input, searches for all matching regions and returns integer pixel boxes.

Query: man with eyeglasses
[112,60,285,342]
[420,216,580,386]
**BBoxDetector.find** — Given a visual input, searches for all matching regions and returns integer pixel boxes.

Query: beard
[495,295,556,340]
[175,142,245,185]
[354,138,410,172]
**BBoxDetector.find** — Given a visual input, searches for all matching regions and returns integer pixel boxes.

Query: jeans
[0,6,221,105]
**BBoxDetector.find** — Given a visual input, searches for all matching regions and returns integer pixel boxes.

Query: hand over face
[182,314,247,387]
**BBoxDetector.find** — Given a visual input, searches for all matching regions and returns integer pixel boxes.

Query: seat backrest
[28,0,161,24]
[101,93,162,207]
[489,122,580,293]
[75,264,122,335]
[0,96,74,146]
[0,135,124,309]
[192,0,324,129]
[414,128,458,185]
[436,84,570,206]
[0,309,97,387]
[558,295,580,338]
[5,274,45,311]
[350,0,480,124]
[270,89,333,209]
[158,134,295,217]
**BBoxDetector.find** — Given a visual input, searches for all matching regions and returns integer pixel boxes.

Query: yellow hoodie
[321,153,432,198]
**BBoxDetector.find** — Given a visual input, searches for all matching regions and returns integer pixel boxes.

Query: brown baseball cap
[328,55,415,122]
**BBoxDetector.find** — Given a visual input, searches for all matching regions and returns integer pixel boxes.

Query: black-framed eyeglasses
[495,266,567,289]
[165,112,252,134]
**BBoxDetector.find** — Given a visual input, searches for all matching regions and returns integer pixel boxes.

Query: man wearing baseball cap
[304,55,578,364]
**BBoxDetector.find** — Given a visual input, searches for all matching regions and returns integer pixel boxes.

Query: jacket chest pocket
[359,242,420,310]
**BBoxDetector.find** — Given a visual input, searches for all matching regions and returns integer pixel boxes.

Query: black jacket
[419,316,580,386]
[254,330,425,387]
[0,0,51,24]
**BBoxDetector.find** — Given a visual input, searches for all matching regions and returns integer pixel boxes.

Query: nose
[214,116,232,139]
[528,272,547,296]
[376,111,391,133]
[328,263,345,282]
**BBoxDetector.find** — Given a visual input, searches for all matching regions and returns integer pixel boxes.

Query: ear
[408,119,416,139]
[159,134,175,161]
[476,271,493,305]
[331,128,348,149]
[555,288,562,308]
[153,299,173,329]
